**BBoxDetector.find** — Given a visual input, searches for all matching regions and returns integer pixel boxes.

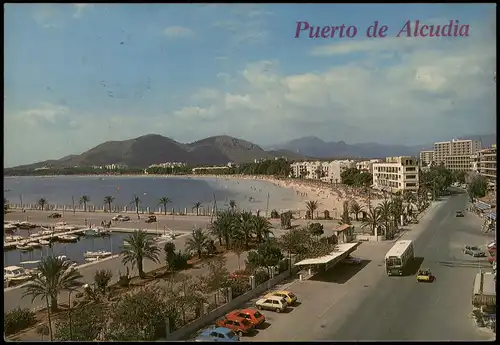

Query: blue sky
[4,4,496,167]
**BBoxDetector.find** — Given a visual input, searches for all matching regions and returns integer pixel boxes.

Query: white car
[112,214,130,221]
[255,295,288,313]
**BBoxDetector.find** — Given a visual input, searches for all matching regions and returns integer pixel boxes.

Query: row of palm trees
[33,195,207,217]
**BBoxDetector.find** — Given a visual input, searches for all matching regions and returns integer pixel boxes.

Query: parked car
[455,211,464,217]
[215,315,254,336]
[416,268,435,282]
[265,290,298,305]
[48,212,62,219]
[341,255,362,265]
[195,327,240,342]
[226,308,266,328]
[145,215,157,223]
[463,245,486,257]
[255,295,288,313]
[487,241,496,254]
[112,214,130,221]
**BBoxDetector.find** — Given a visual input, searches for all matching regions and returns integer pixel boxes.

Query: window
[253,311,262,318]
[272,300,278,305]
[218,333,226,339]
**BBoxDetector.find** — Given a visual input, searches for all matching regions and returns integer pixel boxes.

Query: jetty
[4,229,84,250]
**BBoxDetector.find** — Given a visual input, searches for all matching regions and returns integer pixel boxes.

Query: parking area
[191,241,392,341]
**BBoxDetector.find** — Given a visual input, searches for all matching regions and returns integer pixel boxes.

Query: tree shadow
[309,260,372,284]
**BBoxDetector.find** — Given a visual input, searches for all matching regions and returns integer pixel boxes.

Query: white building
[290,160,356,182]
[356,159,381,173]
[372,156,419,193]
[148,162,186,168]
[419,150,434,167]
[434,138,481,171]
[104,164,127,170]
[472,145,497,187]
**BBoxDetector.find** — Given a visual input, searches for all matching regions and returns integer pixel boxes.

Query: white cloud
[163,26,194,38]
[20,103,70,125]
[169,33,495,146]
[32,5,63,28]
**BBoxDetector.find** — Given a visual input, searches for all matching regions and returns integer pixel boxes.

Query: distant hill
[7,134,308,170]
[268,136,424,159]
[269,133,496,159]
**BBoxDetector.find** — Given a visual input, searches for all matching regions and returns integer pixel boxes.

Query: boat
[58,235,79,243]
[39,239,51,246]
[29,233,42,239]
[56,256,78,270]
[18,222,37,229]
[16,243,33,251]
[83,228,100,237]
[5,235,23,242]
[84,250,112,259]
[4,224,17,232]
[27,242,41,249]
[39,230,56,236]
[154,233,175,242]
[4,266,32,283]
[55,222,68,226]
[19,260,42,277]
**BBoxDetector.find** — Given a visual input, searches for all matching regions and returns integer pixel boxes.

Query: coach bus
[385,240,414,276]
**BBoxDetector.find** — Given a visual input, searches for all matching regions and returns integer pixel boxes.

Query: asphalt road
[313,192,494,341]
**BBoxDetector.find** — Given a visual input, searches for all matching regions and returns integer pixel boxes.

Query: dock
[4,229,84,250]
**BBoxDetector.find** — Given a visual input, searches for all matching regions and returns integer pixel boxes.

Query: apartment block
[372,156,419,193]
[472,145,497,187]
[290,160,356,183]
[419,150,434,167]
[433,139,481,171]
[356,159,381,173]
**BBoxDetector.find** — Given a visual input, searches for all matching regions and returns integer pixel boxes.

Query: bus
[385,240,414,276]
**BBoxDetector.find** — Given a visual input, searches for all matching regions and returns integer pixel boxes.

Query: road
[246,192,494,341]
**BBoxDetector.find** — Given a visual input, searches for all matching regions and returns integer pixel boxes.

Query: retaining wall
[167,269,292,341]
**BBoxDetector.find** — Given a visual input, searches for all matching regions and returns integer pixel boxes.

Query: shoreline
[6,174,384,214]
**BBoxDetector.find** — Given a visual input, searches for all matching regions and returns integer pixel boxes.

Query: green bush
[253,270,270,286]
[270,210,280,219]
[4,307,37,335]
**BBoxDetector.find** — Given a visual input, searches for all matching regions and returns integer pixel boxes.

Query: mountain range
[267,134,496,159]
[7,133,496,170]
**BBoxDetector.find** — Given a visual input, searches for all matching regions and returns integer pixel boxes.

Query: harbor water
[4,230,155,267]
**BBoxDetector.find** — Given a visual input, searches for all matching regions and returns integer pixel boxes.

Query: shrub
[54,304,106,341]
[253,270,270,286]
[4,307,37,335]
[225,277,251,298]
[270,210,280,219]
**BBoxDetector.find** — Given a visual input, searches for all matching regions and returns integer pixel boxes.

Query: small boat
[16,243,33,251]
[4,266,32,282]
[39,230,56,236]
[39,239,51,246]
[55,222,68,226]
[18,221,37,229]
[56,256,78,270]
[84,250,112,259]
[29,233,42,239]
[58,235,78,243]
[154,234,174,242]
[83,228,100,237]
[27,242,42,249]
[4,224,17,231]
[5,235,23,242]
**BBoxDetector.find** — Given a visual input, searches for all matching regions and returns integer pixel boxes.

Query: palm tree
[377,201,392,236]
[361,207,381,236]
[252,216,274,244]
[235,211,254,249]
[390,196,404,228]
[229,200,237,211]
[22,256,84,341]
[131,195,141,219]
[185,228,210,259]
[211,210,238,249]
[104,196,115,213]
[121,230,160,279]
[79,195,91,212]
[158,197,172,215]
[349,201,363,221]
[4,197,9,213]
[38,198,48,211]
[305,200,319,220]
[192,201,203,216]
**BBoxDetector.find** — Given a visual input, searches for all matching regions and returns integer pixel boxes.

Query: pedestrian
[84,219,88,226]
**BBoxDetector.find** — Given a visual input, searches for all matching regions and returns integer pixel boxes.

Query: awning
[474,202,491,211]
[294,242,360,266]
[486,212,496,220]
[473,294,496,307]
[334,224,351,232]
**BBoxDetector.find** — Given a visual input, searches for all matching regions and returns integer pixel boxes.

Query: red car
[226,308,266,328]
[215,315,254,336]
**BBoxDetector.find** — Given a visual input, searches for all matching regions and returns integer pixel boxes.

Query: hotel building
[472,145,497,187]
[356,159,382,173]
[433,139,481,171]
[290,160,356,183]
[372,156,419,193]
[419,150,434,167]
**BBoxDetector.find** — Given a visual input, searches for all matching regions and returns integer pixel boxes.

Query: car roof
[223,314,246,321]
[261,295,285,301]
[213,327,233,334]
[269,290,291,295]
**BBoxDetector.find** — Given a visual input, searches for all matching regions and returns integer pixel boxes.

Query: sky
[4,3,497,167]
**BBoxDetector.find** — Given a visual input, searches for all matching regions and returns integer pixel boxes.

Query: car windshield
[253,311,262,318]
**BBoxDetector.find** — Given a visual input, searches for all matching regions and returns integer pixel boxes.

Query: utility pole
[265,193,270,218]
[72,196,76,216]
